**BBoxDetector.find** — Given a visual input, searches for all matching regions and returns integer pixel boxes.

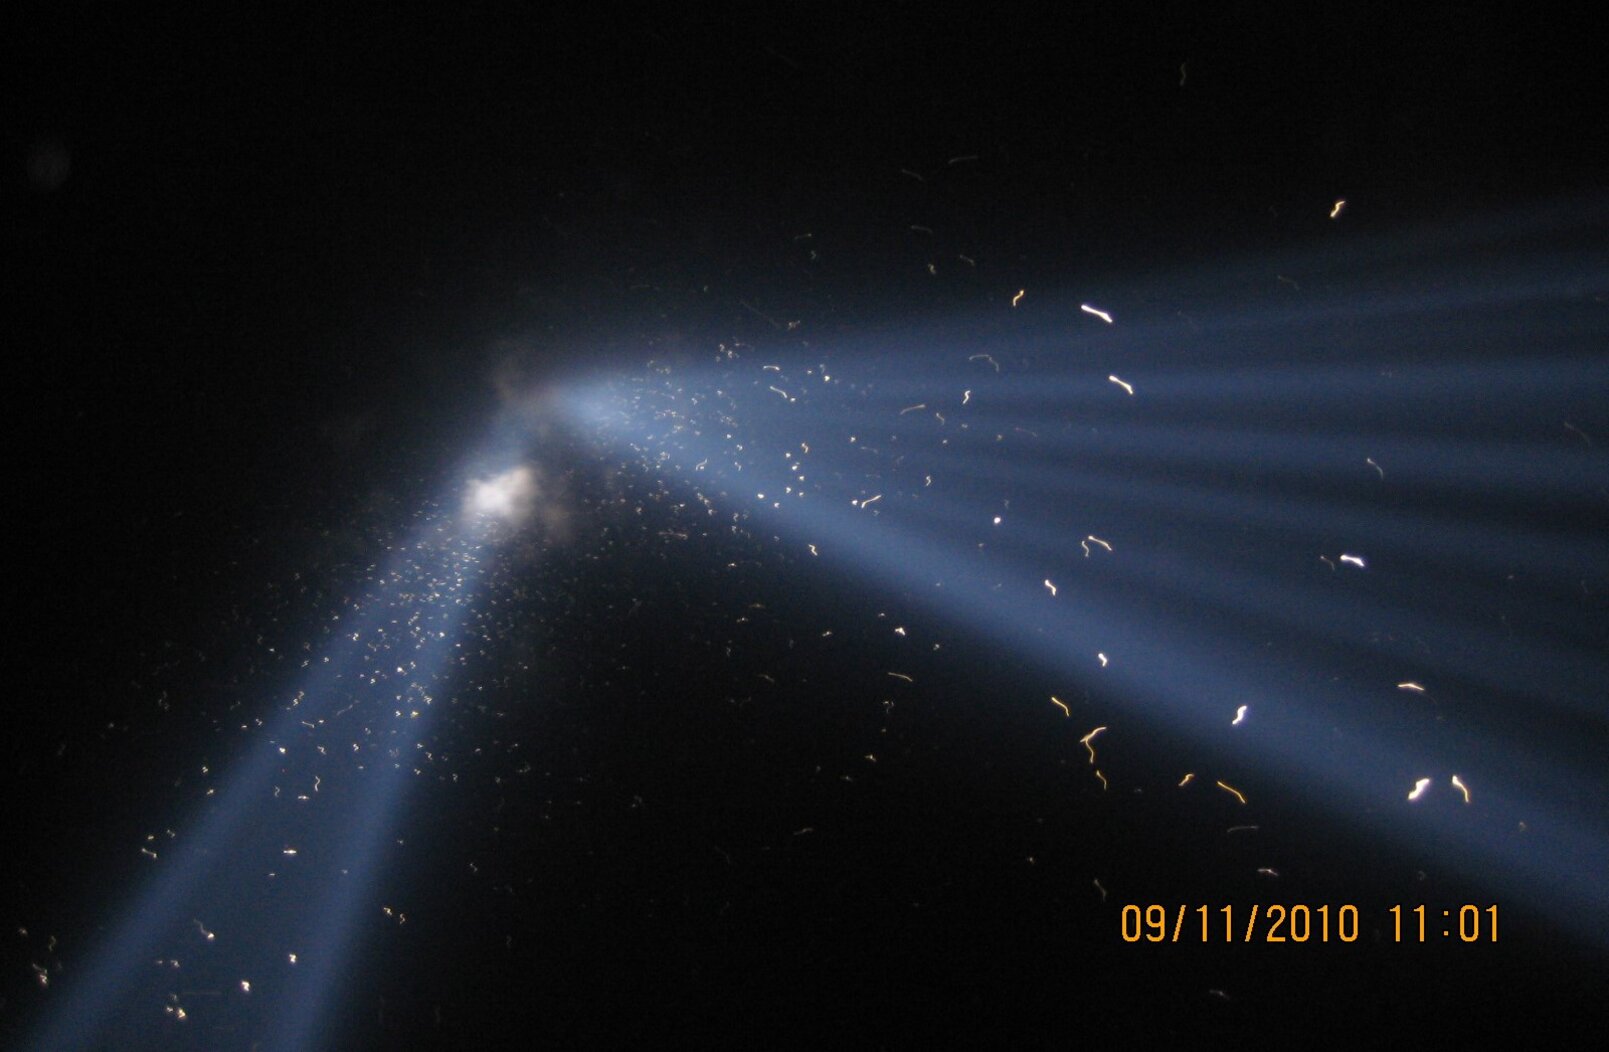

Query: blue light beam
[556,205,1609,946]
[30,431,535,1051]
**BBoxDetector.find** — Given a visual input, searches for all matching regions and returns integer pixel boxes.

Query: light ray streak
[759,434,1602,685]
[556,213,1609,947]
[869,445,1603,623]
[31,427,531,1051]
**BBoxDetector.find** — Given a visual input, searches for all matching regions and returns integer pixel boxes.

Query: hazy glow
[551,199,1609,949]
[464,465,537,525]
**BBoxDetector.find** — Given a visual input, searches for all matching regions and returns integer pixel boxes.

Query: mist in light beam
[29,429,539,1051]
[554,202,1609,947]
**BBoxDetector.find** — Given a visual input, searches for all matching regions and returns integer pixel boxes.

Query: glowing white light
[464,465,537,525]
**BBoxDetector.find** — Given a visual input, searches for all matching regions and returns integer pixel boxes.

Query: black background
[9,4,1607,1047]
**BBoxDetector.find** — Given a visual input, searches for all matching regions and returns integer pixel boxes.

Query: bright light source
[464,465,536,525]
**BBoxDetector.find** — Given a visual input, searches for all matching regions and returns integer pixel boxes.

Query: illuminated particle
[1094,769,1108,790]
[1407,778,1431,802]
[1256,868,1280,878]
[1232,705,1248,726]
[1178,773,1196,787]
[240,980,252,994]
[1051,697,1070,717]
[899,403,926,415]
[1397,682,1426,694]
[1107,375,1134,396]
[993,515,1002,525]
[1097,652,1108,667]
[1330,199,1346,219]
[1339,553,1366,569]
[893,626,906,636]
[288,953,298,965]
[1216,780,1247,805]
[1080,726,1107,764]
[807,544,819,556]
[1451,775,1471,803]
[1011,289,1026,308]
[962,389,972,405]
[1366,457,1385,480]
[1081,303,1114,324]
[1086,535,1113,554]
[969,353,1000,372]
[194,920,216,943]
[1093,879,1108,901]
[1044,579,1058,597]
[887,672,914,683]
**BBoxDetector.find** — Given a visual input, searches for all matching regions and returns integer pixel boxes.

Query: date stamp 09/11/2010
[1120,904,1499,944]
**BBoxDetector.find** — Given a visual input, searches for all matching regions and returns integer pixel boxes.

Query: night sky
[9,6,1609,1049]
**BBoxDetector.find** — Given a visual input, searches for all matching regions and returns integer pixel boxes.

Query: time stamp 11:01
[1119,904,1499,943]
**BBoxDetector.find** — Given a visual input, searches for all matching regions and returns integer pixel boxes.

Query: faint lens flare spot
[464,465,537,525]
